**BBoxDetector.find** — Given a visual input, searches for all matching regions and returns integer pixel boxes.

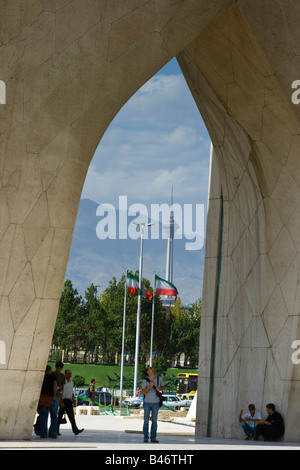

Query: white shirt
[242,411,262,428]
[63,379,74,400]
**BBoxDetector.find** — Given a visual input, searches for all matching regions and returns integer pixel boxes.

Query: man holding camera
[142,367,165,443]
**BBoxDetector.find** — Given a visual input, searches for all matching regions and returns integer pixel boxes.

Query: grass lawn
[48,361,197,392]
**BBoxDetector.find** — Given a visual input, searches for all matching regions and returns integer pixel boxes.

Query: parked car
[123,395,144,409]
[76,391,119,407]
[160,395,182,410]
[178,395,194,409]
[74,388,87,398]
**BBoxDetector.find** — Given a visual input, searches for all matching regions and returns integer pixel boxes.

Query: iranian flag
[127,272,152,300]
[155,275,178,300]
[127,272,139,295]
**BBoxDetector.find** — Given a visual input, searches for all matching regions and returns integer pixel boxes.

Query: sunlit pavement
[0,415,299,451]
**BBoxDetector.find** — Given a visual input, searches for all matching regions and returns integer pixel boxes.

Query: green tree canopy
[52,277,201,368]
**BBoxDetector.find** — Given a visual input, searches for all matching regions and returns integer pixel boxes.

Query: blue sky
[81,58,211,211]
[70,57,212,302]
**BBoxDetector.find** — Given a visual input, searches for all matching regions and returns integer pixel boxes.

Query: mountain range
[65,198,205,305]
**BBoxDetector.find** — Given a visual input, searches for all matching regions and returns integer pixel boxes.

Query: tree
[98,273,167,365]
[152,356,168,377]
[83,283,103,362]
[166,298,201,366]
[186,299,201,366]
[52,280,85,360]
[51,277,201,368]
[99,275,130,363]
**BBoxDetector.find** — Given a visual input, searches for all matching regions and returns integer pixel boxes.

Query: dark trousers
[58,399,79,434]
[256,424,282,442]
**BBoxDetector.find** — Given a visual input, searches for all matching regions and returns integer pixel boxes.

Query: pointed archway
[1,0,300,441]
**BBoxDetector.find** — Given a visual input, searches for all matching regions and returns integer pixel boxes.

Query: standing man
[53,362,65,435]
[53,362,65,409]
[256,403,285,442]
[37,365,57,439]
[88,378,96,406]
[239,404,262,440]
[57,370,84,436]
[141,366,165,443]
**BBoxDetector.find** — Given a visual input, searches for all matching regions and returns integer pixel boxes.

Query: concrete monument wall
[0,0,300,440]
[176,3,300,441]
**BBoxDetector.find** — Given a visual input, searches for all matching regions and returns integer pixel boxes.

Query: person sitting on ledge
[255,403,285,442]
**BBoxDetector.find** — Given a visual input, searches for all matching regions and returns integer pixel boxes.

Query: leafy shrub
[73,375,85,386]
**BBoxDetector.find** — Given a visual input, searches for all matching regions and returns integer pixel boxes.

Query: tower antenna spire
[164,183,176,284]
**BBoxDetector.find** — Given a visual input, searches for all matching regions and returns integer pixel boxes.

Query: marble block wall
[1,0,300,440]
[177,3,300,441]
[0,0,231,440]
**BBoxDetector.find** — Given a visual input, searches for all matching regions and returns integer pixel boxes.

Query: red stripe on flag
[155,288,177,299]
[127,287,139,295]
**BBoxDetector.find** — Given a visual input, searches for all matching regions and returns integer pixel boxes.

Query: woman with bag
[141,366,165,443]
[37,366,57,439]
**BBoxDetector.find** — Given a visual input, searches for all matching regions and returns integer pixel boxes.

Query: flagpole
[133,225,144,396]
[150,271,156,367]
[132,222,154,396]
[120,270,127,404]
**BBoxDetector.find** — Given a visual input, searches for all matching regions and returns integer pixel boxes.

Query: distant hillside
[65,198,205,304]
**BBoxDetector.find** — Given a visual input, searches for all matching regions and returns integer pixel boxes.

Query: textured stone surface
[176,3,300,441]
[1,0,300,441]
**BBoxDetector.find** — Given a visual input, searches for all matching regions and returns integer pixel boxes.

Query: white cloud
[116,73,206,131]
[83,159,209,208]
[70,60,211,302]
[132,75,185,108]
[81,71,211,207]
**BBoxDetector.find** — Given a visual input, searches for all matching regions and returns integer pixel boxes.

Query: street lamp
[132,222,154,396]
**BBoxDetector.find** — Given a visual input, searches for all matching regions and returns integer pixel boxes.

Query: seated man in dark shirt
[256,403,285,442]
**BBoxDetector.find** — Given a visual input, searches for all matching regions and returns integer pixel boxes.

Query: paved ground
[1,415,300,451]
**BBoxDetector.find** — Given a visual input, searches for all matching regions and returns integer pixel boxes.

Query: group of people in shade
[34,363,165,443]
[141,368,286,444]
[239,403,285,442]
[34,362,285,443]
[34,362,84,439]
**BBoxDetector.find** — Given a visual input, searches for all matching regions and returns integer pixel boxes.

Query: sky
[72,57,212,302]
[81,58,211,210]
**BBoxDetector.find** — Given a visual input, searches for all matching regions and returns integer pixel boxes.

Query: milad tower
[162,187,179,304]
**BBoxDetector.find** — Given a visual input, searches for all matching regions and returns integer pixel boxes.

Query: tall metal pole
[149,271,156,367]
[133,225,144,396]
[120,271,127,403]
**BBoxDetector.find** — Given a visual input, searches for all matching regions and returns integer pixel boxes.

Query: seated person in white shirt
[239,404,262,440]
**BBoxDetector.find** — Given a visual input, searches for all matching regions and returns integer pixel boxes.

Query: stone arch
[1,0,300,441]
[177,3,300,440]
